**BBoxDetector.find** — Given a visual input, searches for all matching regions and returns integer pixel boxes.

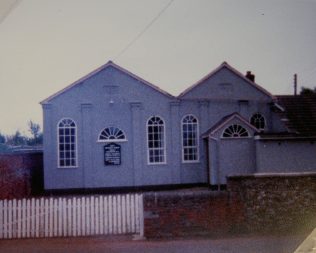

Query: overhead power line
[0,0,22,25]
[114,0,175,60]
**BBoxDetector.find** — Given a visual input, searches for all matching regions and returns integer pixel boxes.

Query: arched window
[58,118,77,168]
[98,127,126,142]
[182,115,199,162]
[222,124,249,138]
[147,116,166,164]
[250,113,265,130]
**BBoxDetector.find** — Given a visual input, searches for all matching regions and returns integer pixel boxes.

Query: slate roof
[275,95,316,136]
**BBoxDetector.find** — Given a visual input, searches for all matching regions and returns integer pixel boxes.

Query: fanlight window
[250,113,265,130]
[99,127,126,142]
[58,118,77,168]
[222,124,249,138]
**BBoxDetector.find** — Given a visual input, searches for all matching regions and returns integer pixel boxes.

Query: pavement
[0,234,306,253]
[293,228,316,253]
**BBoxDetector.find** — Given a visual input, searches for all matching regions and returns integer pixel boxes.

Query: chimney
[294,73,297,96]
[245,71,255,82]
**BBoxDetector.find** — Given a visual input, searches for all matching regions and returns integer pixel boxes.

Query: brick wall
[143,190,245,238]
[0,152,43,199]
[144,173,316,238]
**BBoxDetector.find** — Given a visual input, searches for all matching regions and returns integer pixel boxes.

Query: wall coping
[228,171,316,179]
[143,188,227,198]
[254,135,316,141]
[0,150,43,156]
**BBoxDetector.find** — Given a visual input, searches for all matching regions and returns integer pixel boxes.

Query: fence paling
[104,196,108,234]
[0,194,142,239]
[0,201,2,238]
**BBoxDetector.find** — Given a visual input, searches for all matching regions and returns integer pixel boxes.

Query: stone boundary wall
[144,173,316,238]
[228,173,316,234]
[0,152,43,199]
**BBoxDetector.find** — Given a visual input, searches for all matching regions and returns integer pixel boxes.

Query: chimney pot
[246,71,255,82]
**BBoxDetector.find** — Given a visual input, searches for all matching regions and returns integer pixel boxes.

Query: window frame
[97,127,127,143]
[181,114,200,163]
[221,124,250,139]
[146,115,167,165]
[57,118,78,168]
[250,113,266,131]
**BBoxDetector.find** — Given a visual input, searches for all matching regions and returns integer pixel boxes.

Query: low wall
[0,152,43,199]
[143,190,245,238]
[144,173,316,238]
[228,173,316,234]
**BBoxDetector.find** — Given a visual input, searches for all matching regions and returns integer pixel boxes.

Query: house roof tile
[276,95,316,136]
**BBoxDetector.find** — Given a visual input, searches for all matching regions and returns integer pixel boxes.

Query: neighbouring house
[40,61,316,191]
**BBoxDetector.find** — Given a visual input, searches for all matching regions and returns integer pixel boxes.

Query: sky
[0,0,316,135]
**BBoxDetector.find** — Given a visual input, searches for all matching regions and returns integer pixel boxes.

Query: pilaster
[81,103,92,188]
[170,101,181,184]
[198,100,209,180]
[42,103,53,188]
[130,102,143,186]
[198,100,209,132]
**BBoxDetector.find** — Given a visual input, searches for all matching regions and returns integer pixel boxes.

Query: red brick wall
[0,152,43,199]
[144,190,245,238]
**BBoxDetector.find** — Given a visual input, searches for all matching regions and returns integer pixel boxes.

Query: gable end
[178,62,275,100]
[40,61,174,104]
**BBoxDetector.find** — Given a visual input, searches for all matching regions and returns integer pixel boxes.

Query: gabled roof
[178,62,275,99]
[276,95,316,136]
[201,112,259,138]
[40,61,174,104]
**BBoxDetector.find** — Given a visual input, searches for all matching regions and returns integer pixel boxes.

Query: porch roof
[201,112,258,138]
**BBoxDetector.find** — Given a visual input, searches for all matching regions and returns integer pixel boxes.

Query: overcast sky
[1,0,316,135]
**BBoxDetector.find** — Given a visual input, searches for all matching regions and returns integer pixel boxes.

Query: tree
[28,120,40,139]
[0,132,5,144]
[0,121,43,148]
[6,130,26,146]
[300,87,316,95]
[27,120,42,145]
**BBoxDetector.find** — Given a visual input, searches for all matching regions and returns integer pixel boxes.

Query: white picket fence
[0,194,144,239]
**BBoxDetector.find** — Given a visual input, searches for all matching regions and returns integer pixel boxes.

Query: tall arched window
[250,113,265,130]
[147,116,166,164]
[58,118,77,168]
[222,124,249,138]
[182,115,199,162]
